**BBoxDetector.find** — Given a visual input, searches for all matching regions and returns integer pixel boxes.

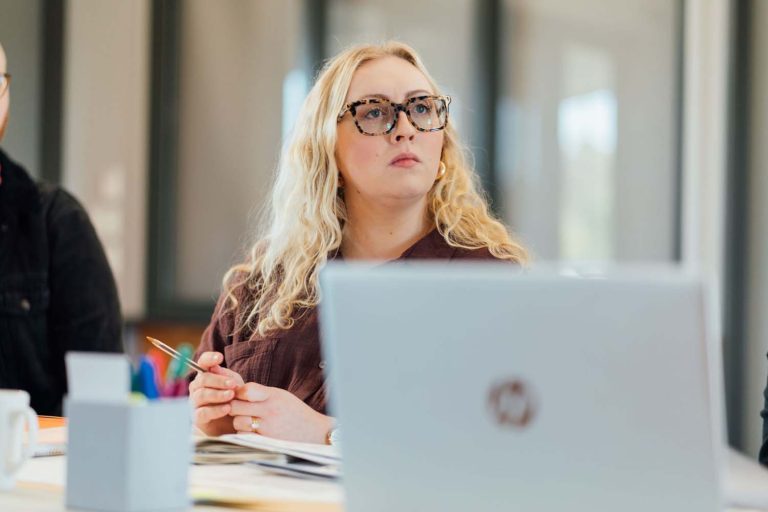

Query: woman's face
[335,56,445,207]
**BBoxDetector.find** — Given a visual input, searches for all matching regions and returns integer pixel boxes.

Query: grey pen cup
[65,397,192,512]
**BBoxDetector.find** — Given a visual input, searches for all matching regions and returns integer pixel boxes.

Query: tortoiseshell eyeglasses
[0,74,10,98]
[337,95,451,136]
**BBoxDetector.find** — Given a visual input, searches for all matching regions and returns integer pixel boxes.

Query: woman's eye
[364,108,383,119]
[414,103,432,114]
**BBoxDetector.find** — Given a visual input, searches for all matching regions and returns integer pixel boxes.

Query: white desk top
[5,450,768,511]
[2,455,343,511]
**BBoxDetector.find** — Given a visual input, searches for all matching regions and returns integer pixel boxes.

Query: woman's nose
[390,110,415,143]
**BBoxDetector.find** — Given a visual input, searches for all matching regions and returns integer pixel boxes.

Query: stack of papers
[194,437,286,464]
[250,459,341,481]
[34,426,67,457]
[221,434,340,465]
[194,433,341,478]
[26,416,67,458]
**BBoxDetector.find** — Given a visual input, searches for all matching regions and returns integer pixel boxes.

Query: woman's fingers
[191,387,235,407]
[186,353,245,436]
[232,415,264,433]
[234,382,271,402]
[221,382,332,443]
[194,403,231,425]
[196,351,224,371]
[228,399,269,417]
[191,371,237,392]
[188,354,244,396]
[210,366,245,386]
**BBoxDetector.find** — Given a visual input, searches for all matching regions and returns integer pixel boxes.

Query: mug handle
[6,408,38,475]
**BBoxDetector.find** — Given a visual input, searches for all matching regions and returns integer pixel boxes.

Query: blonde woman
[189,42,527,444]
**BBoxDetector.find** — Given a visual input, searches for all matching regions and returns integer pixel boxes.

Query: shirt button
[318,361,326,370]
[20,298,31,312]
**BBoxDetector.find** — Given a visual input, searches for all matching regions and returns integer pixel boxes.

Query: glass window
[173,0,305,302]
[498,0,681,262]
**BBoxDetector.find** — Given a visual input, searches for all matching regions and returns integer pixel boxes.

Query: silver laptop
[319,263,723,512]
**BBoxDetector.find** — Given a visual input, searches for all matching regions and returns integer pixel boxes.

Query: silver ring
[250,416,261,432]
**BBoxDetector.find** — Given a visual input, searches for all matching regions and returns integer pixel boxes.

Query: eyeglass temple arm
[337,105,351,121]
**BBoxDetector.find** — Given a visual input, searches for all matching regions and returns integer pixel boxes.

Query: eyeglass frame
[0,73,10,98]
[336,94,452,136]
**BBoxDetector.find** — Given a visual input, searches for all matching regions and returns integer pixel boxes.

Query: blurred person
[0,43,122,415]
[189,41,527,443]
[759,374,768,465]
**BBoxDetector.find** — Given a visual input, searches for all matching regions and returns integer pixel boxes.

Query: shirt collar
[332,227,455,262]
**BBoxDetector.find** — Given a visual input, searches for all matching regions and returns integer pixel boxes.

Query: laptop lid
[319,263,722,512]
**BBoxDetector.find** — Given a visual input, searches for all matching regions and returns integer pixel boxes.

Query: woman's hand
[228,382,334,444]
[189,351,244,436]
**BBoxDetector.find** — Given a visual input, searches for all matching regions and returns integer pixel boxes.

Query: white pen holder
[64,398,192,512]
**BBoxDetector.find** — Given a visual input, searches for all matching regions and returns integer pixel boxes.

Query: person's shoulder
[0,149,39,207]
[422,229,521,264]
[37,182,92,228]
[451,245,515,262]
[0,151,94,233]
[38,182,82,212]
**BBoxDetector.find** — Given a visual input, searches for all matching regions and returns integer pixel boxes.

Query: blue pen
[137,356,160,399]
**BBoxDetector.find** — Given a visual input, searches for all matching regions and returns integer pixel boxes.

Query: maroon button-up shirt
[195,229,501,414]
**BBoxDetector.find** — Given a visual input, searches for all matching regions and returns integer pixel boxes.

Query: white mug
[0,390,38,491]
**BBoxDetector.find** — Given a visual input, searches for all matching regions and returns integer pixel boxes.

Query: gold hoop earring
[436,161,447,180]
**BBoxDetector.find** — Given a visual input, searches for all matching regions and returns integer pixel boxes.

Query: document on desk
[249,459,342,481]
[194,436,286,464]
[34,426,67,457]
[190,463,344,511]
[26,417,67,457]
[196,433,341,467]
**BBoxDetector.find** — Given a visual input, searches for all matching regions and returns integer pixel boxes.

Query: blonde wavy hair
[223,41,528,337]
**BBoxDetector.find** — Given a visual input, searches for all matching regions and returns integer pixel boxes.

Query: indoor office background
[0,0,765,456]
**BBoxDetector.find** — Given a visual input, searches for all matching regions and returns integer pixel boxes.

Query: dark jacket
[195,229,501,414]
[0,148,122,415]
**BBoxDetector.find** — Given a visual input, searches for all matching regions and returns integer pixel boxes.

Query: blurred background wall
[0,0,765,457]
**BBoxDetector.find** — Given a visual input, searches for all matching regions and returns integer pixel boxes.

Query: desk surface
[5,417,343,510]
[3,455,764,512]
[3,455,343,511]
[5,421,768,512]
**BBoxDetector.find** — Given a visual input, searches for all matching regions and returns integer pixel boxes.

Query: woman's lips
[390,153,420,168]
[390,158,420,168]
